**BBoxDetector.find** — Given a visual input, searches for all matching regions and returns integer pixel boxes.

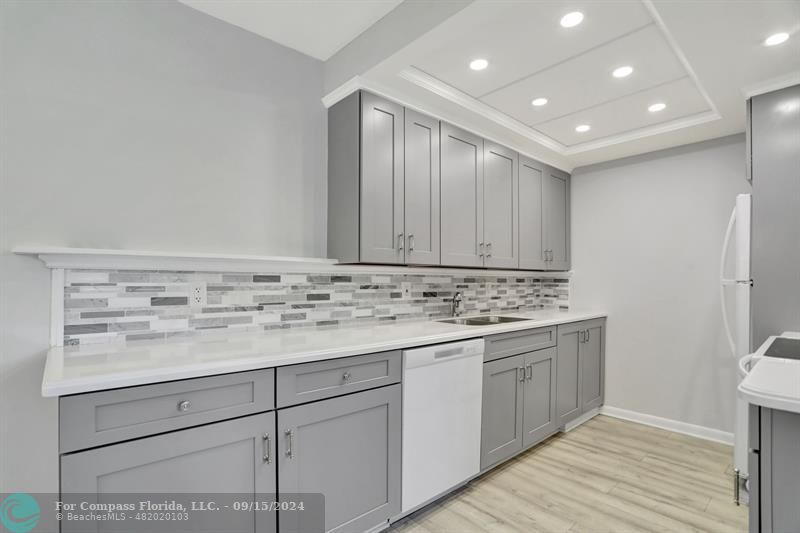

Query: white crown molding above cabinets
[14,246,338,273]
[742,72,800,98]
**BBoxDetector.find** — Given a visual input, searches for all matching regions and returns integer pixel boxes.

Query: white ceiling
[181,0,800,169]
[177,0,403,61]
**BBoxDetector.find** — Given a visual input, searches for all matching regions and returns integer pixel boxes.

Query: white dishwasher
[401,338,484,513]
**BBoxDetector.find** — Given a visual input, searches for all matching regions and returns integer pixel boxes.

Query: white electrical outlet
[190,282,207,307]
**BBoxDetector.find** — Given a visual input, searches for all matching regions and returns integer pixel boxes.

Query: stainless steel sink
[437,315,533,326]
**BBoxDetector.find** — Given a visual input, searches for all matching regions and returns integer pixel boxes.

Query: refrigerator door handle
[720,205,738,357]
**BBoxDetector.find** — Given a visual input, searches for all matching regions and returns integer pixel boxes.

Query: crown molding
[742,72,800,99]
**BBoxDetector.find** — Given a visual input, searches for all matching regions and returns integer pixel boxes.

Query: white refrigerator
[719,193,752,497]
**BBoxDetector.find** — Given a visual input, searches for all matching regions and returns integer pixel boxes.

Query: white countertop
[42,309,606,397]
[738,332,800,414]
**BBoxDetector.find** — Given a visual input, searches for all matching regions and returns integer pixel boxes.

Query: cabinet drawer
[276,351,401,407]
[484,327,556,362]
[60,369,274,453]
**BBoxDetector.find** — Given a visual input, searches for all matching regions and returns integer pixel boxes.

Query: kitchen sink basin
[437,315,533,326]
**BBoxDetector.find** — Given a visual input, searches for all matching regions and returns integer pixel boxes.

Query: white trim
[742,72,800,98]
[50,269,65,347]
[641,0,718,116]
[601,405,734,445]
[564,407,601,432]
[14,245,572,277]
[399,68,566,153]
[321,76,365,108]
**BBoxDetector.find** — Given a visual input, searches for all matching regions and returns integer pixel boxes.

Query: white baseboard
[600,406,734,445]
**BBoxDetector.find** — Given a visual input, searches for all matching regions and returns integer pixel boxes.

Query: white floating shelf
[14,246,339,273]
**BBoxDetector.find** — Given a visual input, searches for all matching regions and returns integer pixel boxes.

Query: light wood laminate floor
[390,415,747,533]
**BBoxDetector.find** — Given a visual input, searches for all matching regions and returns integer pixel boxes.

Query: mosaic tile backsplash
[63,269,570,345]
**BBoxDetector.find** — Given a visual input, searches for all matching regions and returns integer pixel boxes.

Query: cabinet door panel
[519,157,546,270]
[581,321,605,412]
[404,110,440,265]
[481,354,524,470]
[441,123,484,267]
[278,385,400,533]
[483,142,518,268]
[61,412,277,533]
[523,348,557,447]
[360,92,404,264]
[557,323,582,426]
[544,168,570,270]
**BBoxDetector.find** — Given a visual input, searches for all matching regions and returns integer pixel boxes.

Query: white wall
[0,0,326,491]
[571,135,750,434]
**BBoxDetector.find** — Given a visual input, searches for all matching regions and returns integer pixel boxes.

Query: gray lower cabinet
[480,354,525,469]
[483,141,519,269]
[277,384,401,533]
[61,412,277,533]
[749,406,800,533]
[522,347,558,447]
[543,166,570,270]
[557,319,605,426]
[440,122,484,267]
[481,347,559,470]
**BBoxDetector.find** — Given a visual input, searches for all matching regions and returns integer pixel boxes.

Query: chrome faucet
[451,292,463,317]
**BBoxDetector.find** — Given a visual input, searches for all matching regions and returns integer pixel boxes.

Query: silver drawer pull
[342,371,352,382]
[398,233,404,251]
[434,347,464,359]
[526,364,532,381]
[518,367,526,382]
[285,429,294,459]
[262,433,271,464]
[177,400,191,412]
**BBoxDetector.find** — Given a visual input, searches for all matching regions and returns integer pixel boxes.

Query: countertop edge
[42,311,607,397]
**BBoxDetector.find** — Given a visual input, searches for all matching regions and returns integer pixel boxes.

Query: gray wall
[570,135,750,435]
[0,0,326,491]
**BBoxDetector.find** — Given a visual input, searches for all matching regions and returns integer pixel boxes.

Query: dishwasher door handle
[434,347,465,359]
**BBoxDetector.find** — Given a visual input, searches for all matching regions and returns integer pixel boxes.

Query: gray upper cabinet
[278,384,401,533]
[557,319,606,427]
[544,167,570,270]
[556,322,583,426]
[518,156,547,270]
[404,109,441,265]
[483,141,519,268]
[61,412,277,533]
[522,347,558,447]
[360,92,405,264]
[440,122,485,267]
[328,91,442,266]
[480,354,524,470]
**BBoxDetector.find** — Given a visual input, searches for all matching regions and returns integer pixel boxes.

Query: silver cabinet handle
[586,329,590,342]
[262,433,271,464]
[526,364,532,381]
[486,242,492,258]
[285,429,294,459]
[579,330,585,343]
[177,400,191,412]
[408,234,415,252]
[397,233,404,251]
[478,242,485,258]
[518,367,526,382]
[342,371,352,382]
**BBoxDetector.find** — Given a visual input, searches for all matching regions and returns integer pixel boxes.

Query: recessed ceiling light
[764,32,789,46]
[575,124,591,133]
[648,102,667,112]
[469,58,489,71]
[531,97,548,107]
[612,66,633,78]
[560,11,584,28]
